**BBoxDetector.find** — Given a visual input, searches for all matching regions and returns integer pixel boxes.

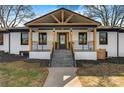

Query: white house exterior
[0,8,124,61]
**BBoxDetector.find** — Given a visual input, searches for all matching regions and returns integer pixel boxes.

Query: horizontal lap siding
[29,51,51,59]
[0,33,9,52]
[97,32,117,57]
[75,51,97,60]
[1,30,124,58]
[72,30,93,50]
[32,30,53,50]
[119,33,124,57]
[10,32,29,54]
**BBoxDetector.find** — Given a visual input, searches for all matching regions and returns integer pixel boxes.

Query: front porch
[25,8,100,65]
[28,27,97,61]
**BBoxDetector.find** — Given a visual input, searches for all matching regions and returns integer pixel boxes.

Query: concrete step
[51,50,74,67]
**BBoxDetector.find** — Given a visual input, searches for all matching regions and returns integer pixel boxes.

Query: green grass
[0,61,48,87]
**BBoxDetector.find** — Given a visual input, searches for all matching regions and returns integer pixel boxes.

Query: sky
[32,5,58,17]
[32,5,83,18]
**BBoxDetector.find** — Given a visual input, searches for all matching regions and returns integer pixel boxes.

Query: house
[0,8,124,62]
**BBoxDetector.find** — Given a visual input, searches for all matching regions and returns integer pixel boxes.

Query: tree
[0,5,35,28]
[57,5,124,27]
[84,5,124,27]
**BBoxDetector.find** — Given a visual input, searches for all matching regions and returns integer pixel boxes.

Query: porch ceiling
[31,26,95,30]
[25,8,101,27]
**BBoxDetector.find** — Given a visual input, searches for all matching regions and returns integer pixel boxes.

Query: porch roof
[25,8,101,27]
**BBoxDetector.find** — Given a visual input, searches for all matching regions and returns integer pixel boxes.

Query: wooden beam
[57,32,59,49]
[53,28,56,50]
[27,23,98,26]
[65,14,73,23]
[93,28,97,51]
[29,27,32,51]
[66,32,69,49]
[61,10,64,23]
[51,14,61,23]
[70,29,73,50]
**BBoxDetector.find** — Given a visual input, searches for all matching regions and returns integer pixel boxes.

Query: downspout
[117,30,119,57]
[8,31,11,54]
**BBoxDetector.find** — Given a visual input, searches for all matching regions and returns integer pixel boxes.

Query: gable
[25,8,101,26]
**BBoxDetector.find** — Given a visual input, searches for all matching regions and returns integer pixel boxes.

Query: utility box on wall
[97,48,106,60]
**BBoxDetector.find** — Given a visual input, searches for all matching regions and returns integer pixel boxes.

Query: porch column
[66,32,69,49]
[93,28,97,51]
[70,29,73,50]
[53,28,55,50]
[29,27,32,51]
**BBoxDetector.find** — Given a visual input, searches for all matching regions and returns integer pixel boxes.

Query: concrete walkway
[44,67,82,87]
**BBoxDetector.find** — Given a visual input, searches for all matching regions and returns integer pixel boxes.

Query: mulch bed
[76,57,124,67]
[0,53,49,67]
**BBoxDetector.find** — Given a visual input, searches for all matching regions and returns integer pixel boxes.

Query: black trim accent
[106,51,108,58]
[97,28,120,32]
[19,51,29,57]
[39,33,47,45]
[58,33,67,49]
[78,32,87,45]
[9,28,29,32]
[99,32,108,45]
[0,33,4,45]
[21,32,29,45]
[0,27,124,33]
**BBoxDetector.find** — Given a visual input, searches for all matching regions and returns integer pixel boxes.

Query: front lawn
[0,54,49,87]
[77,59,124,87]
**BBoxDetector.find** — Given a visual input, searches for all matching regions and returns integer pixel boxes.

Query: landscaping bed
[76,58,124,87]
[0,53,49,87]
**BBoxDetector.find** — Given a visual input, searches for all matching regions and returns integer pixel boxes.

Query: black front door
[59,33,66,49]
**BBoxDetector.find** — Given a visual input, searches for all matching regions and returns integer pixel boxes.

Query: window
[79,32,87,45]
[39,33,47,45]
[99,32,108,45]
[0,33,3,45]
[21,32,28,45]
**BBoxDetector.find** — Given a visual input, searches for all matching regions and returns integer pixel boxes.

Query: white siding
[97,32,117,57]
[119,33,124,56]
[0,33,9,52]
[1,30,124,58]
[72,30,93,50]
[29,51,51,59]
[75,51,97,60]
[32,30,53,50]
[10,32,29,54]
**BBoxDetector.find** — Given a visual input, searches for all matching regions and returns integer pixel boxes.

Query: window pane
[99,32,107,44]
[0,33,3,45]
[22,33,28,38]
[39,33,47,45]
[79,32,87,45]
[43,35,47,43]
[21,33,28,45]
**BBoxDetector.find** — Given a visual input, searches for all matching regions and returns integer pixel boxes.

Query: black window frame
[0,33,3,45]
[21,32,29,45]
[39,33,47,45]
[78,32,87,45]
[99,32,108,45]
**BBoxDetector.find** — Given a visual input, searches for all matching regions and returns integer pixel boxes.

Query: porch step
[51,50,74,67]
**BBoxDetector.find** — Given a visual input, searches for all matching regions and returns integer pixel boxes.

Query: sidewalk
[44,67,82,87]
